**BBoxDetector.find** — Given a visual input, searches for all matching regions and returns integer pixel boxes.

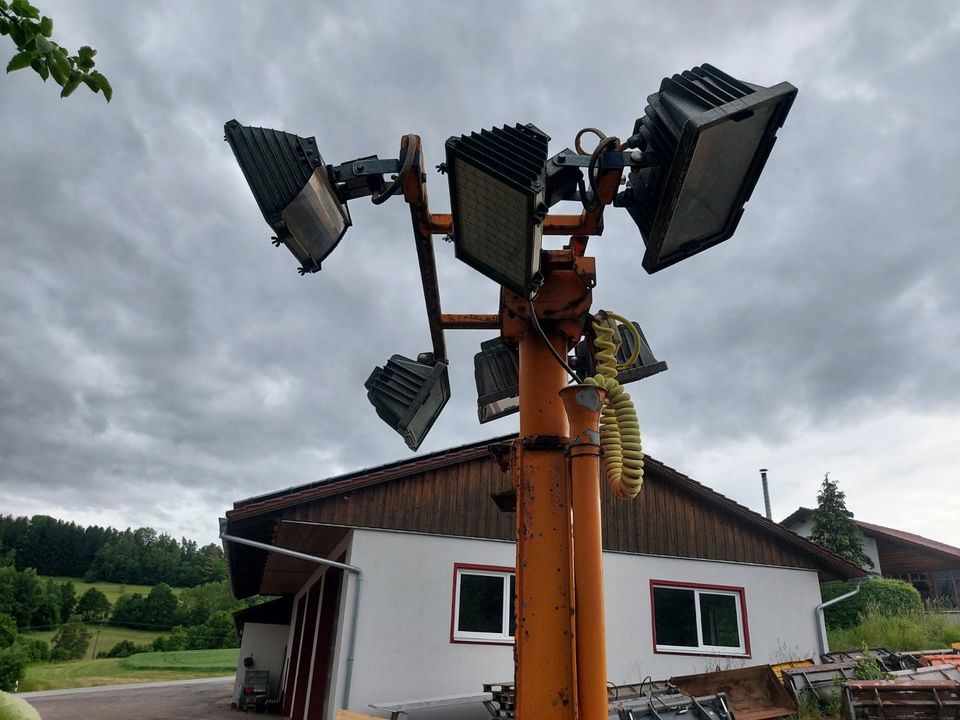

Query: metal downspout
[220,532,364,710]
[815,583,861,656]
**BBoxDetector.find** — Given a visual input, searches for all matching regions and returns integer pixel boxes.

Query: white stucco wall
[232,622,290,704]
[336,528,827,719]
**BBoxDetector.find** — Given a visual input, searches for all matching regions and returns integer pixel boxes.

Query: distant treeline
[0,515,226,587]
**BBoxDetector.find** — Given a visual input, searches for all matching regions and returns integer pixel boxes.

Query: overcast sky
[1,1,957,552]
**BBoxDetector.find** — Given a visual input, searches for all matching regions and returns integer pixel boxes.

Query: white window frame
[452,565,515,644]
[651,582,748,656]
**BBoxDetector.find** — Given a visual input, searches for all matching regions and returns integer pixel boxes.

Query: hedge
[821,577,923,629]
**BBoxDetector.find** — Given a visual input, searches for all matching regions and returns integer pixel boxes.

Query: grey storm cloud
[1,0,958,547]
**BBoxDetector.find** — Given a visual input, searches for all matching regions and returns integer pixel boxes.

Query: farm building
[781,507,960,607]
[221,435,863,720]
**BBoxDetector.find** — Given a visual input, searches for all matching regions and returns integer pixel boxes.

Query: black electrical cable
[371,133,417,205]
[527,297,582,383]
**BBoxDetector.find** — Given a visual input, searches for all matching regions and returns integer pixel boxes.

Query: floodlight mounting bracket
[550,150,660,170]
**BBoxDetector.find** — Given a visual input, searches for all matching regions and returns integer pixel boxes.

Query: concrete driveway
[19,676,239,719]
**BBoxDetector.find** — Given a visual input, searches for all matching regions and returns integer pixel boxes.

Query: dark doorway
[307,568,344,718]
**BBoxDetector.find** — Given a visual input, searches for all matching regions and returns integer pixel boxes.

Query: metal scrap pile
[483,647,960,720]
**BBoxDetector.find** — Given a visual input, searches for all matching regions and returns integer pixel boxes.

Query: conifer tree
[811,473,874,569]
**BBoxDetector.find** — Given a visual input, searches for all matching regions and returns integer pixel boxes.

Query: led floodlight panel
[445,123,550,297]
[623,65,797,273]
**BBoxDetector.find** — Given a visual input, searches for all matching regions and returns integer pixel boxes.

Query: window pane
[699,593,740,648]
[508,574,516,637]
[458,574,505,634]
[653,587,697,647]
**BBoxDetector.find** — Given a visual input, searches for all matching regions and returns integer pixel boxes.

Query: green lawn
[19,650,238,692]
[38,576,183,605]
[20,623,165,660]
[121,649,239,671]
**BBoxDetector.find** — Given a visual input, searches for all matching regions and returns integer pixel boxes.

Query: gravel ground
[20,676,239,719]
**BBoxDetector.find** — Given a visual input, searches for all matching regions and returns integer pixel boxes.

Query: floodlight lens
[658,105,776,259]
[453,162,538,296]
[446,123,550,297]
[280,169,350,269]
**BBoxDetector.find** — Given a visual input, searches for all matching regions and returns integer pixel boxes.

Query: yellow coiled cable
[583,311,644,500]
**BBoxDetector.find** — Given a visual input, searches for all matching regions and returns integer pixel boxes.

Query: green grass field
[38,576,183,605]
[121,649,239,672]
[20,623,165,660]
[18,650,239,692]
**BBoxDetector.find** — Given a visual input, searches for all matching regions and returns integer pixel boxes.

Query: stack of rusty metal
[481,682,515,720]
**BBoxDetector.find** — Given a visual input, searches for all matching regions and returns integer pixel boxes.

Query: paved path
[20,676,239,719]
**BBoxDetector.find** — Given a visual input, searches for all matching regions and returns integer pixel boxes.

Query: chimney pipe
[759,468,772,520]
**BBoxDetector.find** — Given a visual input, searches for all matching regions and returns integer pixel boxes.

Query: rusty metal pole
[560,384,608,720]
[515,324,577,720]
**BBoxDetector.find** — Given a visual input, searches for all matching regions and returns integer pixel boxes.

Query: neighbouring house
[221,435,863,720]
[781,507,960,608]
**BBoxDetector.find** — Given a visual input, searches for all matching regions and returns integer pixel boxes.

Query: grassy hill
[20,624,165,661]
[38,576,184,605]
[21,576,190,659]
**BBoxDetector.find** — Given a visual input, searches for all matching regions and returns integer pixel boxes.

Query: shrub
[0,615,15,649]
[0,648,25,692]
[11,638,49,663]
[102,639,151,659]
[821,578,922,630]
[0,690,41,719]
[49,617,91,662]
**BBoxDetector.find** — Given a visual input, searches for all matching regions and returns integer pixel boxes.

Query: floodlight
[445,123,550,297]
[616,64,797,273]
[574,322,668,385]
[224,119,351,274]
[474,337,520,424]
[365,354,451,451]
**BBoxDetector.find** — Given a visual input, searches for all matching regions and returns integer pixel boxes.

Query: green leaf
[0,1,9,11]
[91,70,111,102]
[60,74,80,98]
[78,55,94,71]
[0,19,8,36]
[38,15,51,37]
[30,55,47,79]
[48,54,66,84]
[34,34,54,53]
[81,74,99,93]
[52,47,69,74]
[6,50,33,72]
[78,45,96,62]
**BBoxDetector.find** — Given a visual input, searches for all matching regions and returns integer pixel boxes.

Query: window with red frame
[651,581,748,656]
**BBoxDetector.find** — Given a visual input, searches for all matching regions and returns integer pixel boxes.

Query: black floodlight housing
[574,322,668,385]
[225,119,351,274]
[616,65,797,273]
[445,123,550,297]
[365,354,451,451]
[474,337,520,424]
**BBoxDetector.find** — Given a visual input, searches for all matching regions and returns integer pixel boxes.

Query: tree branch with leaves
[0,0,111,101]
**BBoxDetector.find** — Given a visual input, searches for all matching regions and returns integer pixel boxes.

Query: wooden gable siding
[283,455,516,542]
[278,452,823,573]
[601,469,813,569]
